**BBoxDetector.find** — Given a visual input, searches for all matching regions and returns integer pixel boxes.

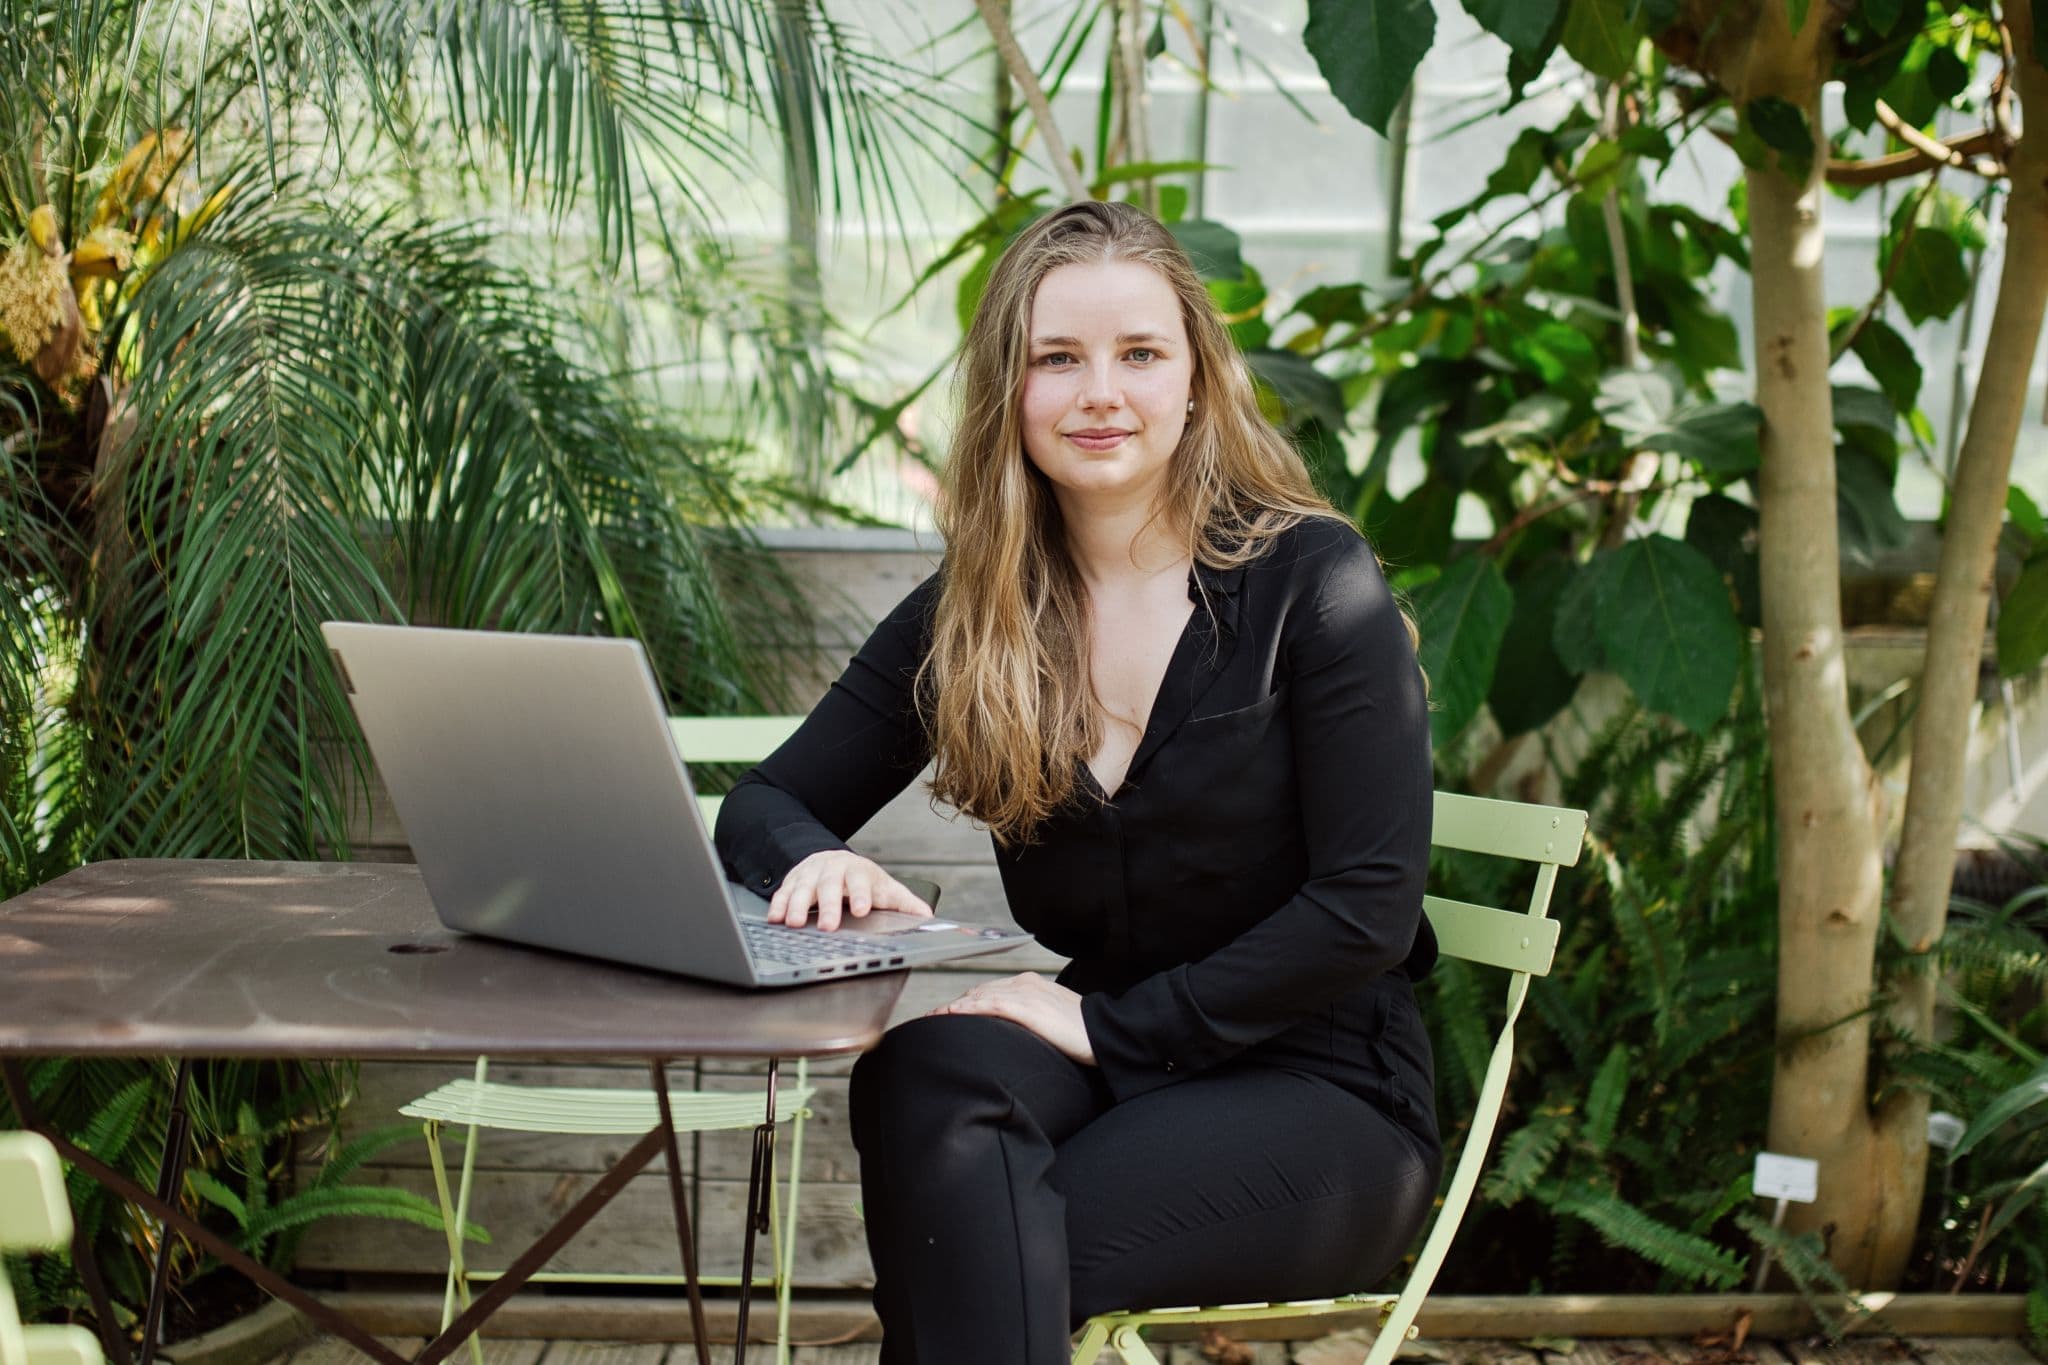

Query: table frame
[0,859,900,1365]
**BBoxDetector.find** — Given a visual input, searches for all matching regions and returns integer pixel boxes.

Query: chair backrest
[1360,791,1586,1365]
[0,1131,72,1253]
[668,716,805,825]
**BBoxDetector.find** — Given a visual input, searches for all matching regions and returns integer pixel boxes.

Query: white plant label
[1753,1151,1819,1203]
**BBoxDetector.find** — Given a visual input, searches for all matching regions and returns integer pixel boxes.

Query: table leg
[137,1059,193,1365]
[1,1060,135,1365]
[650,1062,712,1365]
[731,1059,780,1365]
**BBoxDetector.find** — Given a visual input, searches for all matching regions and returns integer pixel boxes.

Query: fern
[1551,1184,1746,1288]
[240,1186,491,1244]
[1580,1045,1631,1156]
[2026,1284,2047,1353]
[1735,1208,1860,1339]
[1485,1110,1572,1206]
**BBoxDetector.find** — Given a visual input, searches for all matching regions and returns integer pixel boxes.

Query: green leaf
[1646,403,1762,474]
[1488,128,1552,197]
[185,1169,250,1228]
[1090,159,1216,192]
[1575,139,1625,194]
[1169,219,1245,282]
[1893,226,1972,325]
[1980,1153,2048,1249]
[1684,493,1761,626]
[2009,486,2046,544]
[239,1186,492,1245]
[1848,318,1923,415]
[1462,0,1566,64]
[1745,96,1814,183]
[1551,554,1613,674]
[1786,0,1811,36]
[1489,560,1579,736]
[1461,393,1573,449]
[1304,0,1438,136]
[1837,448,1911,566]
[1411,555,1515,746]
[1552,1184,1747,1287]
[1997,560,2048,678]
[1560,0,1641,81]
[1582,1043,1632,1155]
[1596,368,1678,439]
[1595,536,1742,733]
[1952,1058,2048,1159]
[1246,350,1346,432]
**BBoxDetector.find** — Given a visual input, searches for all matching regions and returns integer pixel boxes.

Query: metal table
[0,860,904,1365]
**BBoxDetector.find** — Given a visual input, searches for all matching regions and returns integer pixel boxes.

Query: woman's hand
[928,973,1096,1065]
[768,850,933,932]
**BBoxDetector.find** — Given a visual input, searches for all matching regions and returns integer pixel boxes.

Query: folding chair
[1072,790,1588,1365]
[399,716,814,1365]
[1,1130,104,1365]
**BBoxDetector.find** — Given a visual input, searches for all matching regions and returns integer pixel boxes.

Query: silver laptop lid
[321,622,757,984]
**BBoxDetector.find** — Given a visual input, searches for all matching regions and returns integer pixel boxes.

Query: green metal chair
[400,715,814,1365]
[0,1130,104,1365]
[1071,790,1588,1365]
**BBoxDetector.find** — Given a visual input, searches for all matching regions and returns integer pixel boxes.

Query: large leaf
[1304,0,1437,137]
[1551,553,1613,675]
[1488,560,1578,736]
[1684,493,1761,627]
[1596,370,1760,473]
[1951,1058,2048,1160]
[1560,0,1642,81]
[1247,349,1346,432]
[1848,317,1923,415]
[1594,536,1742,733]
[1837,447,1912,567]
[1411,555,1514,747]
[1462,0,1565,63]
[1997,558,2048,678]
[1171,218,1246,282]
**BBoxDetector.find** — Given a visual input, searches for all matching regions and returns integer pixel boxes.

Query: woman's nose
[1080,362,1122,409]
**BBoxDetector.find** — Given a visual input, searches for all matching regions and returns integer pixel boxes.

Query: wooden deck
[270,1333,2047,1365]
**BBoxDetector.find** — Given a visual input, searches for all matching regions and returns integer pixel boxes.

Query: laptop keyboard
[741,919,894,966]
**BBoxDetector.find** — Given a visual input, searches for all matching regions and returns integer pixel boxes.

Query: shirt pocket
[1155,684,1296,868]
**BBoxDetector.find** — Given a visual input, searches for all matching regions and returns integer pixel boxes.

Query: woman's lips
[1064,430,1132,451]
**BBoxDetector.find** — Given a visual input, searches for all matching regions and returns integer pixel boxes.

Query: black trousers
[848,1015,1438,1365]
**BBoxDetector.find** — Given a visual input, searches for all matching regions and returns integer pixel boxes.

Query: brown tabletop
[0,860,905,1060]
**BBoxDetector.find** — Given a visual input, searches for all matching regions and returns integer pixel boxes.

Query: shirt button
[1164,1062,1176,1074]
[760,875,773,886]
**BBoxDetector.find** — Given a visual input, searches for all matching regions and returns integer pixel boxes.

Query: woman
[715,200,1438,1364]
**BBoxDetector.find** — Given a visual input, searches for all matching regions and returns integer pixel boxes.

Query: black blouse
[715,516,1439,1151]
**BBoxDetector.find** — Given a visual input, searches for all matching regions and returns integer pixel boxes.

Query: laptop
[320,622,1032,987]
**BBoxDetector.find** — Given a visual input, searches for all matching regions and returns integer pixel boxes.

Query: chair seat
[400,1079,813,1135]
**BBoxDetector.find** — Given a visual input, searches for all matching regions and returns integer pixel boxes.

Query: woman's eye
[1126,348,1156,363]
[1036,352,1074,367]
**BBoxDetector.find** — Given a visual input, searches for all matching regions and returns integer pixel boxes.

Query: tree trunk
[1747,39,1896,1279]
[1869,9,2048,1286]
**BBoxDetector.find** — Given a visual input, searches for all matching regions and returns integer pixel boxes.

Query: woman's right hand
[768,849,933,932]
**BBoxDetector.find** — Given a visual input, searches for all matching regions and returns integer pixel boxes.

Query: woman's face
[1019,259,1194,513]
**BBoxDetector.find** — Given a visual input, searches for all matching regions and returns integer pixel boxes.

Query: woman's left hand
[927,972,1096,1065]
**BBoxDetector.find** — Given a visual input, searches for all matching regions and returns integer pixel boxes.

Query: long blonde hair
[921,200,1387,844]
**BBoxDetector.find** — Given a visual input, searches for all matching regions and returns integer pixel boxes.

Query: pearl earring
[1186,399,1195,415]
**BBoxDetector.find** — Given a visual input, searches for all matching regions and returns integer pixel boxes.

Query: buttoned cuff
[1080,967,1233,1102]
[724,820,852,896]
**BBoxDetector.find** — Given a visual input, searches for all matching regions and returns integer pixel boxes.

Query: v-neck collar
[1087,558,1245,799]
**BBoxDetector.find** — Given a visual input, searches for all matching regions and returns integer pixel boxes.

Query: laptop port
[866,960,882,968]
[888,957,904,966]
[818,965,836,974]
